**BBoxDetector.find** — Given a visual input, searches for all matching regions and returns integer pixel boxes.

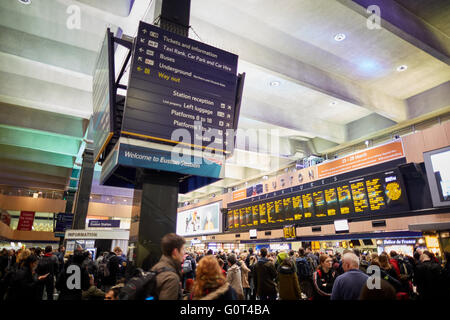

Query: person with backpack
[277,256,301,300]
[55,251,90,300]
[98,251,122,292]
[6,253,49,301]
[36,245,59,300]
[312,254,336,300]
[254,247,278,300]
[413,251,445,300]
[150,233,185,300]
[182,252,196,289]
[226,254,244,300]
[296,248,314,299]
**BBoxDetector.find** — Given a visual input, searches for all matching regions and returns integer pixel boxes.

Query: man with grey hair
[331,252,369,300]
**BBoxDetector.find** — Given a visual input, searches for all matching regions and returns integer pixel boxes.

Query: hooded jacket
[187,282,237,300]
[278,264,301,300]
[151,255,182,300]
[227,264,244,299]
[254,257,277,297]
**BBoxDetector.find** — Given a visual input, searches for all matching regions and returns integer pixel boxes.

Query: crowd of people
[0,234,449,301]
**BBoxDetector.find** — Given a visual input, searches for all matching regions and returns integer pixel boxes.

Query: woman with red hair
[186,255,238,300]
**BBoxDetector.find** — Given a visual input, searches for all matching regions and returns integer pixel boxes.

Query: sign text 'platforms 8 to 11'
[122,21,239,156]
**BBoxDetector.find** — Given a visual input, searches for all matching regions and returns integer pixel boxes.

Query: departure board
[259,202,267,224]
[226,167,409,232]
[302,193,314,218]
[283,197,294,221]
[228,210,234,229]
[251,204,259,226]
[324,187,338,216]
[292,195,303,220]
[266,200,275,223]
[240,207,246,227]
[365,176,386,211]
[382,171,409,211]
[313,190,327,218]
[337,185,353,215]
[274,199,284,222]
[233,209,239,228]
[246,206,253,226]
[350,179,370,213]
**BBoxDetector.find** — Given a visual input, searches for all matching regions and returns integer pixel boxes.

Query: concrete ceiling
[0,0,448,200]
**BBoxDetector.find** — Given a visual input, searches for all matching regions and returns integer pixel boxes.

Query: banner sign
[17,211,35,231]
[317,140,405,179]
[54,212,74,233]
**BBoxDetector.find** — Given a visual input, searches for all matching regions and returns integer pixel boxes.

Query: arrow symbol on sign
[226,123,230,128]
[142,29,147,34]
[139,47,144,53]
[138,56,143,62]
[140,38,145,43]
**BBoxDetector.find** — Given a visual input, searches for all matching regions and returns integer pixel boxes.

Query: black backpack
[118,267,174,300]
[296,258,312,280]
[396,257,413,281]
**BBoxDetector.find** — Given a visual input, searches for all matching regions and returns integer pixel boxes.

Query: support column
[71,149,95,230]
[129,0,190,268]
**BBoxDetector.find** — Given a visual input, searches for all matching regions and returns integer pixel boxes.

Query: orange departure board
[350,179,369,213]
[324,187,338,216]
[233,209,240,228]
[292,195,303,220]
[302,193,314,218]
[252,204,259,226]
[283,197,294,221]
[259,202,267,224]
[246,206,253,226]
[313,190,327,218]
[366,177,386,211]
[266,201,275,223]
[274,199,284,222]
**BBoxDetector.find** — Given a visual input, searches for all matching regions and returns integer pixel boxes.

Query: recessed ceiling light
[330,101,337,106]
[269,81,280,87]
[18,0,32,4]
[396,65,408,72]
[334,33,346,41]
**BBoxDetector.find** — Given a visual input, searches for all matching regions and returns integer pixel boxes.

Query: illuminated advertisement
[176,202,222,236]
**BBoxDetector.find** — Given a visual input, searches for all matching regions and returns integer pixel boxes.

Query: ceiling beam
[0,145,74,168]
[0,125,82,156]
[0,102,88,139]
[0,158,71,179]
[190,16,408,122]
[337,0,450,65]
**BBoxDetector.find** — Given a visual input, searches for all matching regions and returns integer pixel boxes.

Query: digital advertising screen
[382,170,409,211]
[176,202,222,236]
[424,146,450,207]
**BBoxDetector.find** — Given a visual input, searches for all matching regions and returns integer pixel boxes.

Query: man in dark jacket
[254,248,278,300]
[414,251,445,300]
[151,233,185,300]
[182,253,196,288]
[36,246,59,300]
[56,251,90,300]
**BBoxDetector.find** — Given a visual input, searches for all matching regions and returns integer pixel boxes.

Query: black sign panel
[124,21,239,154]
[226,167,410,232]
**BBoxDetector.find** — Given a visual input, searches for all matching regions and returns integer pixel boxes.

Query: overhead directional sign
[122,21,240,155]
